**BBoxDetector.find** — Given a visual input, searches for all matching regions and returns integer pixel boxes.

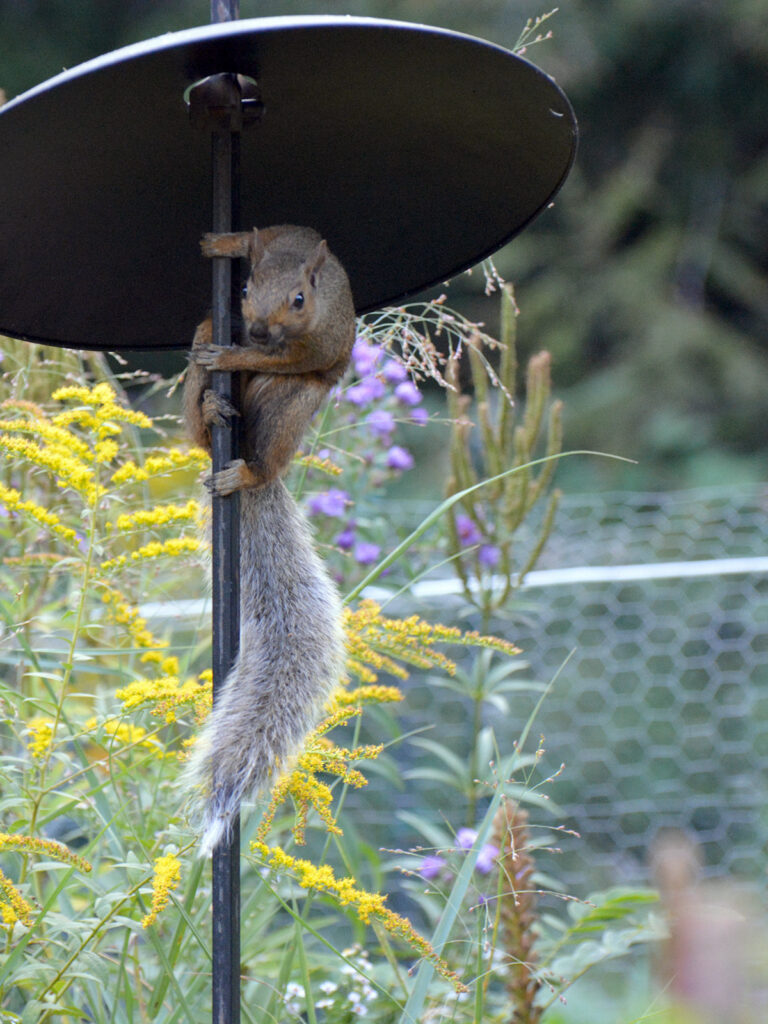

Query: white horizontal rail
[139,555,768,621]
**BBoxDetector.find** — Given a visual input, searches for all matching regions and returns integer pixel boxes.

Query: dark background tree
[2,0,766,491]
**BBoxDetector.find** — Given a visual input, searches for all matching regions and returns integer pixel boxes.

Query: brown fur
[183,225,355,852]
[184,224,354,495]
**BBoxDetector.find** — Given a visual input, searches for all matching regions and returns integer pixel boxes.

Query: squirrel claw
[202,390,239,428]
[191,343,226,368]
[200,233,220,258]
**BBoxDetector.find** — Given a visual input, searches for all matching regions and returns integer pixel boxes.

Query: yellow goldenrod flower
[52,383,152,436]
[0,483,78,545]
[94,439,119,463]
[100,536,206,572]
[1,902,19,925]
[160,655,180,676]
[343,600,521,684]
[0,833,91,874]
[116,672,212,725]
[111,447,210,485]
[294,452,344,476]
[85,716,165,757]
[0,398,46,418]
[51,408,102,434]
[332,684,404,707]
[2,552,64,568]
[252,841,466,992]
[97,404,152,433]
[142,854,181,927]
[106,720,148,745]
[101,590,168,654]
[0,434,101,503]
[254,708,383,844]
[112,499,204,532]
[0,416,92,462]
[0,868,33,928]
[26,716,55,760]
[343,657,379,685]
[460,629,522,657]
[90,382,115,404]
[311,705,362,736]
[51,384,102,405]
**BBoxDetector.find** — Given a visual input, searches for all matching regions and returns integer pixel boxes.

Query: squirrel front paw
[202,389,239,428]
[191,343,227,369]
[204,459,249,497]
[200,233,223,258]
[200,232,252,259]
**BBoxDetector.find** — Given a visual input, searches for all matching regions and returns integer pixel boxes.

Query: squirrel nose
[248,321,285,346]
[249,319,268,342]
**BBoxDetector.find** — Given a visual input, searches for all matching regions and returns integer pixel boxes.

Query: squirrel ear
[248,228,265,266]
[306,240,329,286]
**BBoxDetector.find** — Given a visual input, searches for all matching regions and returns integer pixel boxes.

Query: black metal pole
[210,107,241,1024]
[209,8,241,1024]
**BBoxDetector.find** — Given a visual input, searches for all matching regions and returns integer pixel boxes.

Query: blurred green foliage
[1,0,766,491]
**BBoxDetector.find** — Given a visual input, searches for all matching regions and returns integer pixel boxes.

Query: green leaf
[402,767,465,790]
[396,811,452,851]
[408,737,469,776]
[565,889,659,938]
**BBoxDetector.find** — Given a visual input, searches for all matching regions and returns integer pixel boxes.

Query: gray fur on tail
[187,479,343,855]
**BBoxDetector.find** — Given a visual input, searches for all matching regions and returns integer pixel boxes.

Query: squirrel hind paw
[204,459,259,496]
[201,389,239,428]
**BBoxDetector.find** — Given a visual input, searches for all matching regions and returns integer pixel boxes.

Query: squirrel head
[242,230,329,348]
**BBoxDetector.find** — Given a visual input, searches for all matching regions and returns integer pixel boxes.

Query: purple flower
[478,544,501,568]
[455,830,499,874]
[456,827,478,849]
[418,855,446,880]
[334,524,356,550]
[394,381,422,407]
[409,407,429,426]
[382,359,408,383]
[455,514,482,547]
[354,541,381,565]
[386,445,414,471]
[346,376,386,407]
[366,409,395,438]
[475,843,500,874]
[352,337,382,376]
[307,489,349,518]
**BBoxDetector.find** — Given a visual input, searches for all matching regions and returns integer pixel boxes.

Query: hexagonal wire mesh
[343,484,768,895]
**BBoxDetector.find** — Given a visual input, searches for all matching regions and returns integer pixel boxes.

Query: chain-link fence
[348,484,768,895]
[151,484,766,896]
[498,485,768,890]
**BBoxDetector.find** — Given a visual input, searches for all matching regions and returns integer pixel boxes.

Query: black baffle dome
[0,16,577,352]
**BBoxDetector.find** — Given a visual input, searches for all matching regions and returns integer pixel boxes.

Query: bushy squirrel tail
[187,479,344,855]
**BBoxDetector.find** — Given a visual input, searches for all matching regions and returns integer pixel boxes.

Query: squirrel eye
[292,292,305,310]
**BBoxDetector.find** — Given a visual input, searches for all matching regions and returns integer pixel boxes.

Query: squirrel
[183,224,356,854]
